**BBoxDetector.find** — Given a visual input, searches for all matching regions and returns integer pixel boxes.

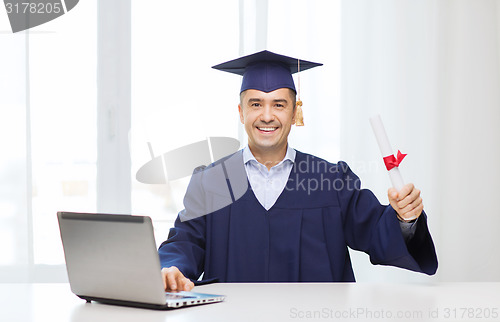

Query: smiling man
[158,51,438,292]
[240,88,296,168]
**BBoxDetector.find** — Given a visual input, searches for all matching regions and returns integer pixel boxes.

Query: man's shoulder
[202,149,243,170]
[293,150,351,174]
[200,150,248,192]
[294,149,330,163]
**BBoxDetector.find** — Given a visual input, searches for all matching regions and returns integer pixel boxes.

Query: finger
[387,188,398,202]
[167,273,178,291]
[397,183,414,201]
[400,201,424,221]
[183,279,195,291]
[175,274,188,292]
[408,203,424,220]
[399,196,422,215]
[165,267,181,291]
[397,187,421,209]
[397,187,420,209]
[161,268,168,290]
[388,188,403,216]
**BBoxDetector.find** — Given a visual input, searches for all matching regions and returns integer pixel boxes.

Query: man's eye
[251,103,261,107]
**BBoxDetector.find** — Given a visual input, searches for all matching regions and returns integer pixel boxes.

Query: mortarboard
[212,50,322,93]
[212,50,322,126]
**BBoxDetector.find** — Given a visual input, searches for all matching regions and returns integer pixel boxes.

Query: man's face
[238,88,296,154]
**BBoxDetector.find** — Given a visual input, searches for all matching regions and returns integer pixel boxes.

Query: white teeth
[258,127,277,132]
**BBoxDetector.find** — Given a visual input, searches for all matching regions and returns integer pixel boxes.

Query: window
[0,0,97,280]
[29,1,97,266]
[0,0,340,282]
[130,0,240,244]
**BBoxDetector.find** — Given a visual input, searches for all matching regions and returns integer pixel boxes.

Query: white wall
[4,0,499,283]
[341,0,500,282]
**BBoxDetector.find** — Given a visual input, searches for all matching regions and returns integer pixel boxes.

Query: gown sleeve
[158,213,206,281]
[158,166,208,281]
[157,152,245,283]
[336,161,438,275]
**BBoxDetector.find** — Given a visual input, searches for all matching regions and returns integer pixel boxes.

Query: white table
[1,282,500,322]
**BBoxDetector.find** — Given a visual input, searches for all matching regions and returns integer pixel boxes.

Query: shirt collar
[243,144,296,167]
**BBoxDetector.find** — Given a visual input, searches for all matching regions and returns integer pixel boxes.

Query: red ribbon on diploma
[383,150,407,171]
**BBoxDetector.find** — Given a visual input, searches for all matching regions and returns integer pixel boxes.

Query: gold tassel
[295,100,304,126]
[294,59,304,126]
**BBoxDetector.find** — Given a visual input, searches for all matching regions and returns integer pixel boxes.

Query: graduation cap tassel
[295,100,304,126]
[295,59,304,126]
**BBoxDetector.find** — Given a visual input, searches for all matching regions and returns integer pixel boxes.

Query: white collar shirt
[242,145,296,210]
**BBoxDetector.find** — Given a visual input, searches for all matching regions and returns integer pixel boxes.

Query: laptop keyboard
[165,293,196,300]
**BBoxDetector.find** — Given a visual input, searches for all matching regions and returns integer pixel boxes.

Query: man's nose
[260,105,274,123]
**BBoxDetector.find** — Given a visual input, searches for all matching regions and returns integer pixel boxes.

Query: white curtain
[1,0,99,282]
[341,0,500,282]
[0,33,31,282]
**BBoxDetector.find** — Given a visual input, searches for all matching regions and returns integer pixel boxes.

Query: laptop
[57,211,225,309]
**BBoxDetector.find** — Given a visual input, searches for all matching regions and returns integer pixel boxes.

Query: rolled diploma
[369,115,405,191]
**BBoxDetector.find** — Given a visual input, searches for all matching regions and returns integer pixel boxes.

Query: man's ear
[238,104,244,124]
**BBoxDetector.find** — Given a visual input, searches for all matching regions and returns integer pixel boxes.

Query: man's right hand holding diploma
[387,183,423,223]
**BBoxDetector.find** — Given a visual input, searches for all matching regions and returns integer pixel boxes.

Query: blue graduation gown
[158,150,437,283]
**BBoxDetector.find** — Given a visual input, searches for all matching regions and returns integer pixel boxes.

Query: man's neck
[248,144,288,170]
